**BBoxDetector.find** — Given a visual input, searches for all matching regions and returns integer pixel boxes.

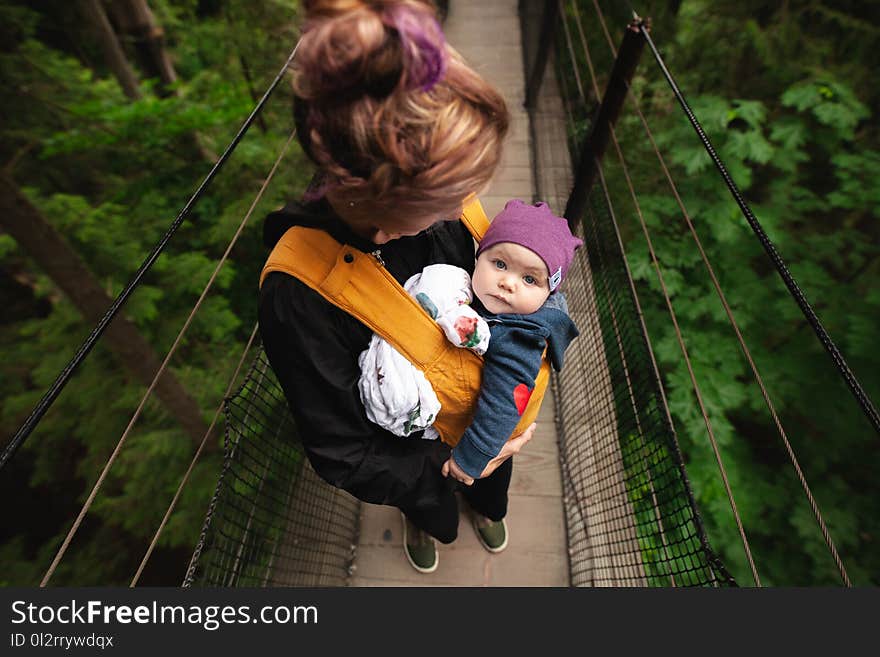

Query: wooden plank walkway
[349,0,570,587]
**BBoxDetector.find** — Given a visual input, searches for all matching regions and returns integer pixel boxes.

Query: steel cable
[2,43,300,471]
[41,125,298,587]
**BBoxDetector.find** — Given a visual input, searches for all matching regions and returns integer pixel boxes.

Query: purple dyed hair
[382,4,448,92]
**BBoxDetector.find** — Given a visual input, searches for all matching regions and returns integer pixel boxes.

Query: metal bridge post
[563,19,646,227]
[524,0,560,111]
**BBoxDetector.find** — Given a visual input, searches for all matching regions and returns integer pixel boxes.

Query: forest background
[0,0,877,586]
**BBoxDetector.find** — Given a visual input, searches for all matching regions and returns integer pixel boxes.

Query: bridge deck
[349,0,572,587]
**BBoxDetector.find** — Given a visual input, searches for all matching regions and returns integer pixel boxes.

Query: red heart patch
[513,383,532,415]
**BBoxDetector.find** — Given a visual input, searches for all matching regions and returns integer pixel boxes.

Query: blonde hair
[293,0,509,223]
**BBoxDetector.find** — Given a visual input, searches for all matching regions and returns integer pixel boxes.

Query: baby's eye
[493,259,507,270]
[523,275,536,285]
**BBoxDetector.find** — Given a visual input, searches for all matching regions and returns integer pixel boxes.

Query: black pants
[399,458,512,544]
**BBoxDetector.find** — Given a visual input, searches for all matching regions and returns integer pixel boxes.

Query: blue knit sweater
[451,293,579,478]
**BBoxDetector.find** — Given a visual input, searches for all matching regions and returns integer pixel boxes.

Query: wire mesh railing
[523,0,735,586]
[554,170,734,586]
[183,348,359,587]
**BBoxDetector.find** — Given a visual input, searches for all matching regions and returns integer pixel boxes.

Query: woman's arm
[259,272,452,509]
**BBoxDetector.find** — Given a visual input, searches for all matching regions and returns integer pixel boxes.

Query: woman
[258,0,536,574]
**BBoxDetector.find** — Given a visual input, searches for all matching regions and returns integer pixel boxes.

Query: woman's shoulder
[263,198,334,249]
[259,270,318,324]
[259,268,347,330]
[259,270,369,350]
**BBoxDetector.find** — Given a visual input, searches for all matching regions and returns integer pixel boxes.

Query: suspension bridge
[6,0,876,588]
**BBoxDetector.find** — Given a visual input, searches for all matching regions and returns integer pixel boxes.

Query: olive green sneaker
[401,512,438,574]
[472,513,508,553]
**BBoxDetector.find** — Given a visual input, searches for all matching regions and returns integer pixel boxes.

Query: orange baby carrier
[259,197,551,447]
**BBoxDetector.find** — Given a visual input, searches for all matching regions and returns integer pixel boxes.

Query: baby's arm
[449,323,547,479]
[436,304,490,354]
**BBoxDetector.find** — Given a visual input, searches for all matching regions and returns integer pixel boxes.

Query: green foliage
[563,0,880,585]
[781,79,869,140]
[0,0,311,585]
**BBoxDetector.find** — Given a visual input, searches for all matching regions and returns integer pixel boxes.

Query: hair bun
[290,1,509,225]
[295,1,447,103]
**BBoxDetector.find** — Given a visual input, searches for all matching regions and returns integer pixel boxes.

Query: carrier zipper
[371,249,386,267]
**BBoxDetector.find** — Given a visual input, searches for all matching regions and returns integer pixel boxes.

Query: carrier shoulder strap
[459,195,490,241]
[260,197,491,369]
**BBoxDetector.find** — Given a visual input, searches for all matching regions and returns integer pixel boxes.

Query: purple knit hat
[476,199,583,292]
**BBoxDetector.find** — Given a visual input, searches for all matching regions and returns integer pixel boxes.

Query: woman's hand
[479,422,537,479]
[441,422,538,486]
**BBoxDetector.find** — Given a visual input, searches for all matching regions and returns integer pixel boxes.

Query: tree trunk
[99,0,218,162]
[105,0,178,96]
[0,175,213,448]
[223,4,267,133]
[77,0,142,100]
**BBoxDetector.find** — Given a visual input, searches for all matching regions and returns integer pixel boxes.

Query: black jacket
[258,198,475,510]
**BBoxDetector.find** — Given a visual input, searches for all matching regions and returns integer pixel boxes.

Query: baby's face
[472,243,551,315]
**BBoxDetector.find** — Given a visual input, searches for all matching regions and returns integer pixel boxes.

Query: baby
[442,199,582,484]
[357,199,582,481]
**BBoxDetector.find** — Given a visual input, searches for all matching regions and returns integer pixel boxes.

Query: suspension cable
[41,126,298,587]
[130,323,260,587]
[584,0,851,585]
[639,22,880,438]
[567,0,761,585]
[2,42,300,471]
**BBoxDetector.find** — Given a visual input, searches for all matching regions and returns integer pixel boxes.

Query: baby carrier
[259,198,551,447]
